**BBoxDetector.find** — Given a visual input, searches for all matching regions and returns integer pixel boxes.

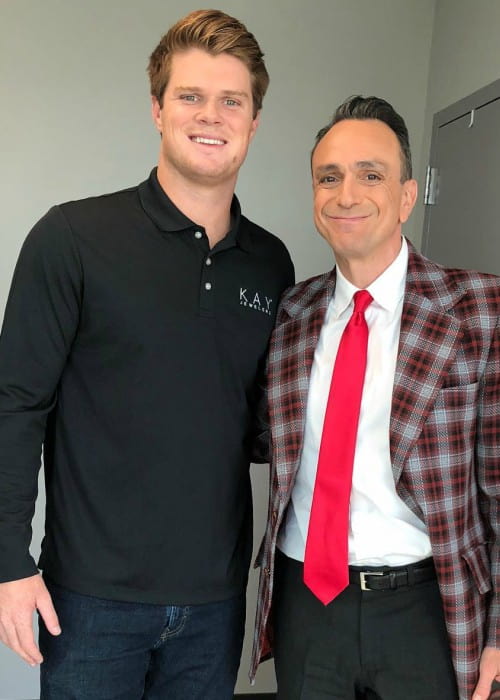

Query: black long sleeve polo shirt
[0,169,294,604]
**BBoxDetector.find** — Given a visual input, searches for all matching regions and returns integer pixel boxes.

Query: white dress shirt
[278,237,432,565]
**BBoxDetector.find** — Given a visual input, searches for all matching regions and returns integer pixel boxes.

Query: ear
[248,110,261,142]
[400,178,418,223]
[151,96,162,133]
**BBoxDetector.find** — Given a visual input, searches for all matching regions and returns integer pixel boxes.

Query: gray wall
[0,1,436,697]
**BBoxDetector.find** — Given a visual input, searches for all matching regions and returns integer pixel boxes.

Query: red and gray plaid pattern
[250,241,499,700]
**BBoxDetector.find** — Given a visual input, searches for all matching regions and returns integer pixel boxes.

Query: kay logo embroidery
[240,288,273,315]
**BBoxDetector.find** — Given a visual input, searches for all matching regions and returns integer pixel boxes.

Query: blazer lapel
[272,270,335,496]
[390,246,465,486]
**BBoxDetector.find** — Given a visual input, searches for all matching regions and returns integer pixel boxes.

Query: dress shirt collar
[332,237,408,317]
[138,168,251,251]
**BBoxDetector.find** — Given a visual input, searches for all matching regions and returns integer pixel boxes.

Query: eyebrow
[220,90,250,98]
[314,160,389,175]
[356,160,388,171]
[174,86,250,99]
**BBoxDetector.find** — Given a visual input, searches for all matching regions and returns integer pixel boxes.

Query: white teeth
[191,136,225,145]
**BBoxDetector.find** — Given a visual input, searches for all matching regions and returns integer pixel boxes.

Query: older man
[252,96,499,700]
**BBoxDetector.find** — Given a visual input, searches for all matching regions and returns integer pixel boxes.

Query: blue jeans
[39,580,245,699]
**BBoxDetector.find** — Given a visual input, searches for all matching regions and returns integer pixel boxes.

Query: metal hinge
[423,166,438,205]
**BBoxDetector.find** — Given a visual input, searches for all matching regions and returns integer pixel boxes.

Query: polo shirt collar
[138,168,251,251]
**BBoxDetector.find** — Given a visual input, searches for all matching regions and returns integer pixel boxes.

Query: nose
[336,175,361,208]
[196,98,222,124]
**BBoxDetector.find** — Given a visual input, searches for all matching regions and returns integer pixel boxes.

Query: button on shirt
[278,237,432,565]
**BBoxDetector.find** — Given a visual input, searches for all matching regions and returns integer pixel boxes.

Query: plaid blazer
[250,241,500,700]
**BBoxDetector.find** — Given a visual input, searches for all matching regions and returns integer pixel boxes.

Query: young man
[252,96,499,700]
[0,10,293,699]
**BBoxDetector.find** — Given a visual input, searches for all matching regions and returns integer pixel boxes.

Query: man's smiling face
[152,48,259,188]
[312,118,417,272]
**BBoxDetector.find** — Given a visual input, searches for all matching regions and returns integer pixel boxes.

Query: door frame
[421,77,500,256]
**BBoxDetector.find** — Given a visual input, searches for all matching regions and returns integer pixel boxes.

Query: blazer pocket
[430,382,480,428]
[461,543,492,595]
[436,381,479,401]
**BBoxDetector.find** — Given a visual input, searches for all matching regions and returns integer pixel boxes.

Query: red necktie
[304,289,373,605]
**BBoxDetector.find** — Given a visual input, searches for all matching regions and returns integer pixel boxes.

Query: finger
[0,619,18,652]
[37,592,61,636]
[15,617,43,665]
[1,619,40,666]
[472,674,493,700]
[472,648,500,700]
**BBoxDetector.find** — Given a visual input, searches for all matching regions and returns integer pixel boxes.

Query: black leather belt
[348,557,436,591]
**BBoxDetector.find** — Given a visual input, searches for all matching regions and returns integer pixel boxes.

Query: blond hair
[148,9,269,117]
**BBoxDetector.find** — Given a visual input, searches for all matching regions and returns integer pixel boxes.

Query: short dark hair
[148,9,269,118]
[312,95,412,182]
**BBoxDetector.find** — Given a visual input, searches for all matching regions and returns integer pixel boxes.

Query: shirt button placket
[194,230,214,317]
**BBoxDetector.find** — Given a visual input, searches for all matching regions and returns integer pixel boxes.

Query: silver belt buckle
[360,570,384,591]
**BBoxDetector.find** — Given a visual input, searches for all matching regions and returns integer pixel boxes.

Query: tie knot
[353,290,373,316]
